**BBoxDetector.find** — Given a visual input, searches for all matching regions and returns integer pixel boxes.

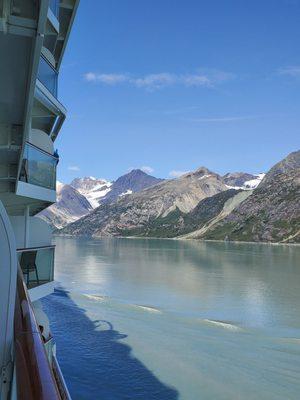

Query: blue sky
[57,0,300,182]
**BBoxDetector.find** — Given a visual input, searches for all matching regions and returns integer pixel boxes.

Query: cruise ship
[0,1,79,398]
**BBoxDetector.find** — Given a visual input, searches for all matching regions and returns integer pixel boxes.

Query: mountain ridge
[199,150,300,243]
[57,150,299,243]
[60,166,230,236]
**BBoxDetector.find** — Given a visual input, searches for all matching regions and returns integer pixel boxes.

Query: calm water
[43,237,300,400]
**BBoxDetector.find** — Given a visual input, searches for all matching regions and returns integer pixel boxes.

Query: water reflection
[45,237,300,400]
[54,237,300,330]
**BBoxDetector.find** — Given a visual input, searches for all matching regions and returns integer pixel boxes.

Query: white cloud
[169,170,188,178]
[278,66,300,78]
[181,74,212,87]
[140,166,154,174]
[134,73,176,90]
[84,72,97,81]
[84,72,128,85]
[84,69,233,91]
[68,165,80,171]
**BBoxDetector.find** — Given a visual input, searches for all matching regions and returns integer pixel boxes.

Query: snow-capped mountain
[70,177,112,208]
[61,166,228,237]
[69,170,163,208]
[223,172,265,190]
[38,182,93,229]
[60,150,300,243]
[38,169,164,229]
[39,168,266,232]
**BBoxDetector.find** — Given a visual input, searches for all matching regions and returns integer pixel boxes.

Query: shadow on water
[42,289,179,400]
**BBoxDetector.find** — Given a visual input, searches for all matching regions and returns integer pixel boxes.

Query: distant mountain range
[38,169,163,228]
[60,166,229,236]
[39,150,300,243]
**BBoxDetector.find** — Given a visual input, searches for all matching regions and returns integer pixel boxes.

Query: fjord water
[43,237,300,400]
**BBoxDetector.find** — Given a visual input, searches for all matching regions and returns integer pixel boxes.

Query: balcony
[17,245,55,290]
[19,142,58,191]
[37,55,58,98]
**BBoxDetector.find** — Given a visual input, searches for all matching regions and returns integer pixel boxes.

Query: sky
[57,0,300,183]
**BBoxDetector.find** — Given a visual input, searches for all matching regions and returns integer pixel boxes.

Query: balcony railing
[44,337,72,400]
[17,246,55,289]
[37,56,58,97]
[19,142,58,191]
[14,267,61,399]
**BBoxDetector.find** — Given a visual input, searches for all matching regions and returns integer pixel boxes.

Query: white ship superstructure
[0,1,79,398]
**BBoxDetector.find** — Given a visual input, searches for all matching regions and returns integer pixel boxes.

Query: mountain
[70,169,163,208]
[38,182,93,229]
[59,151,300,243]
[70,176,112,208]
[223,172,265,189]
[38,169,163,229]
[200,150,300,243]
[60,167,228,237]
[119,189,251,238]
[101,169,164,204]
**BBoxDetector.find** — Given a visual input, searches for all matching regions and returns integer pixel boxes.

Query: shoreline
[54,233,300,247]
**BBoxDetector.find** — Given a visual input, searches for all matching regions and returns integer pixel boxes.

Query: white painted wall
[0,201,17,398]
[9,216,52,249]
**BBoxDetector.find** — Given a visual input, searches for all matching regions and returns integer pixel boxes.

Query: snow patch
[119,189,133,197]
[198,174,213,180]
[56,181,64,190]
[71,177,113,208]
[243,173,265,189]
[226,173,265,191]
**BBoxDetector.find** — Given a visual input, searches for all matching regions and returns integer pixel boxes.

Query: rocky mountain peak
[259,150,299,189]
[193,166,212,175]
[101,169,164,204]
[179,166,216,180]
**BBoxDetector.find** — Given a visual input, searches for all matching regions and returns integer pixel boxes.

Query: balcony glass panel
[49,0,59,18]
[19,143,57,190]
[37,56,58,97]
[17,246,55,289]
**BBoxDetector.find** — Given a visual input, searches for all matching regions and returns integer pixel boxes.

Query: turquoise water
[43,237,300,400]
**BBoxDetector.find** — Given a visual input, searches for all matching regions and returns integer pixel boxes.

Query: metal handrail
[14,267,61,399]
[25,141,59,160]
[52,356,72,400]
